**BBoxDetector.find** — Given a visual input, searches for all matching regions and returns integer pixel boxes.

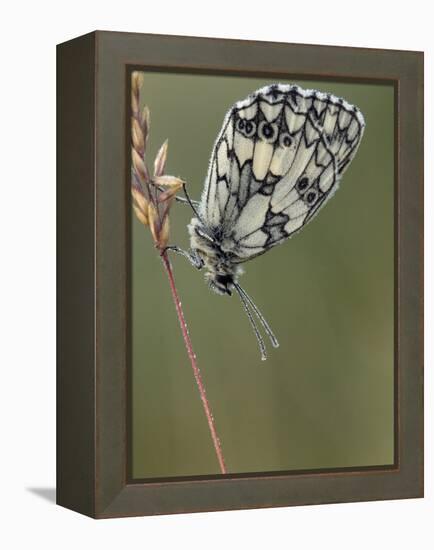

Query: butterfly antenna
[234,284,279,349]
[234,284,267,361]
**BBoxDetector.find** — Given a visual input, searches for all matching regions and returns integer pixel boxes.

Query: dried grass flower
[131,71,184,250]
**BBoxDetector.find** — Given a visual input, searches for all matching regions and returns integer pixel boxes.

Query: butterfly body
[178,83,364,358]
[188,217,243,295]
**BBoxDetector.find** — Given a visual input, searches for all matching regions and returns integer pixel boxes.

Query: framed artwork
[57,31,423,518]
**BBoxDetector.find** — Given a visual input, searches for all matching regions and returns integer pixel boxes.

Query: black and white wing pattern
[198,84,365,262]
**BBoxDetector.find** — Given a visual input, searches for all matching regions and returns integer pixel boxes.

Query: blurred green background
[131,71,394,479]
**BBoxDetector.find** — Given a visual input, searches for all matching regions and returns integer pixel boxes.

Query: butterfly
[167,83,365,360]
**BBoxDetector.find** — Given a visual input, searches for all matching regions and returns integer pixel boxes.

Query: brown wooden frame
[57,31,424,518]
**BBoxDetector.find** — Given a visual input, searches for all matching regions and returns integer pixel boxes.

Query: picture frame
[57,30,423,518]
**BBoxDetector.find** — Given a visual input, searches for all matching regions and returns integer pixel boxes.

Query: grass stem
[161,251,227,474]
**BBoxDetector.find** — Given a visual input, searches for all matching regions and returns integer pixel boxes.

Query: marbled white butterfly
[168,83,365,360]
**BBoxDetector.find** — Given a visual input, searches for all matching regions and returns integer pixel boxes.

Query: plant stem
[161,251,227,474]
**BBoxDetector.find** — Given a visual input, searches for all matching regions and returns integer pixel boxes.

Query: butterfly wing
[199,84,365,262]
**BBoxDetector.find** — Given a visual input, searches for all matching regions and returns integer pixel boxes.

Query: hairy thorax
[188,217,244,295]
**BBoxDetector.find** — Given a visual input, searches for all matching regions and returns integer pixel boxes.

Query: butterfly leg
[154,182,200,208]
[162,245,204,270]
[174,196,200,207]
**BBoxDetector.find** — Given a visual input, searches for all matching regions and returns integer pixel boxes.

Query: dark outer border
[57,32,96,517]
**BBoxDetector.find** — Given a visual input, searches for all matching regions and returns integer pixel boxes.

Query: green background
[131,72,394,479]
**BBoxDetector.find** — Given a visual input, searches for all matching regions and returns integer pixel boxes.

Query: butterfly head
[207,272,234,296]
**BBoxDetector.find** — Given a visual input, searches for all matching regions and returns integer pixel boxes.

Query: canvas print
[130,71,394,479]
